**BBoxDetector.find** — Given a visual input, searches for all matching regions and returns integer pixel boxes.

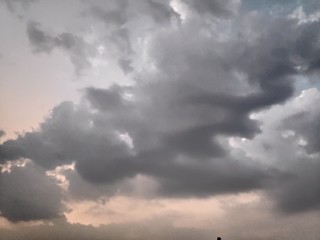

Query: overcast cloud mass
[0,0,320,239]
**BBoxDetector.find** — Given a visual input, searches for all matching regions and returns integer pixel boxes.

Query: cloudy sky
[0,0,320,239]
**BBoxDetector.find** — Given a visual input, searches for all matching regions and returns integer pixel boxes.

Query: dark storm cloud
[0,163,64,222]
[0,140,25,164]
[234,87,320,214]
[147,156,279,197]
[0,98,279,197]
[270,158,320,213]
[68,14,320,206]
[1,0,320,222]
[266,105,320,213]
[63,169,122,200]
[26,21,96,76]
[302,23,320,73]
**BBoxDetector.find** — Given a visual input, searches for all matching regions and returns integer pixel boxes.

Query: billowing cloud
[269,90,320,213]
[232,88,320,213]
[1,0,320,225]
[0,162,64,222]
[0,98,279,199]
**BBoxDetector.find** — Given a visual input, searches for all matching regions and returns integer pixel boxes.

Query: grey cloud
[232,87,320,214]
[1,6,320,219]
[81,4,134,73]
[182,0,240,17]
[63,169,122,200]
[301,22,320,74]
[26,21,96,76]
[120,16,305,153]
[62,168,158,200]
[284,110,320,154]
[270,158,320,213]
[0,139,25,164]
[149,157,279,198]
[267,104,320,213]
[0,163,64,222]
[75,14,320,206]
[26,21,56,53]
[267,19,320,76]
[85,85,129,113]
[0,130,5,138]
[0,102,136,183]
[0,95,281,201]
[118,57,134,73]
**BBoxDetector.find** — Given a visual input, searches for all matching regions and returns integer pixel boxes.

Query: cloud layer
[0,162,64,222]
[0,0,320,230]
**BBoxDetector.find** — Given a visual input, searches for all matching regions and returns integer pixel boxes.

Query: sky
[0,0,320,239]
